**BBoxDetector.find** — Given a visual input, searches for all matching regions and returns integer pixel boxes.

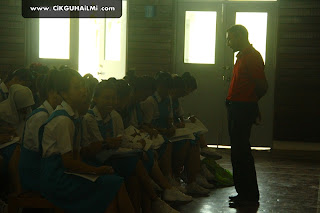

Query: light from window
[184,11,217,64]
[39,19,70,59]
[234,12,268,63]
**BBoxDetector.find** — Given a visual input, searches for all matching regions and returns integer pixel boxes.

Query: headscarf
[0,84,35,136]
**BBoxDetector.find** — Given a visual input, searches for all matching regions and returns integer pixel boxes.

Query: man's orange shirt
[227,45,266,103]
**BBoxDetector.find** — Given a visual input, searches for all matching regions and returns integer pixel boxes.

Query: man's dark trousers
[226,100,260,202]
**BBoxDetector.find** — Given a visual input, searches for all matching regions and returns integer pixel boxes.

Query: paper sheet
[123,126,165,150]
[182,118,208,135]
[64,171,100,182]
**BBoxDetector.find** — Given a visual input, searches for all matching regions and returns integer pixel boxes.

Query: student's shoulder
[45,113,73,130]
[27,110,49,125]
[141,96,156,107]
[110,110,122,119]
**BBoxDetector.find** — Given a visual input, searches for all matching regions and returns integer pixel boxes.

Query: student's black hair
[93,79,116,99]
[171,75,186,90]
[55,68,82,95]
[182,72,197,90]
[227,25,249,40]
[83,73,99,101]
[116,79,132,99]
[29,63,49,75]
[154,71,172,88]
[36,74,48,102]
[4,68,33,85]
[36,68,63,102]
[131,75,156,93]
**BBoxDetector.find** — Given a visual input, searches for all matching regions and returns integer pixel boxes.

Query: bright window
[235,12,268,63]
[39,19,70,59]
[79,19,100,78]
[184,11,217,64]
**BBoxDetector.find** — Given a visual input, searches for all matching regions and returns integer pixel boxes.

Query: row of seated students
[0,65,224,213]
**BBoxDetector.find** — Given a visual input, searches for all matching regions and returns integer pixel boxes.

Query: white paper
[0,137,20,149]
[64,171,100,182]
[123,126,165,150]
[183,118,208,135]
[169,134,196,142]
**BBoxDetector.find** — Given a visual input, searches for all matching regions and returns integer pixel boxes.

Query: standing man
[226,25,268,208]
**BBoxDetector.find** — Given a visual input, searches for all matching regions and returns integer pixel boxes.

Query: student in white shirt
[39,68,134,213]
[170,75,214,192]
[83,79,182,213]
[140,72,178,186]
[127,76,193,203]
[181,72,222,159]
[0,84,34,193]
[0,68,33,103]
[141,72,210,196]
[19,69,63,192]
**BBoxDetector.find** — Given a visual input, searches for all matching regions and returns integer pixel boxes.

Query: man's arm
[254,78,268,100]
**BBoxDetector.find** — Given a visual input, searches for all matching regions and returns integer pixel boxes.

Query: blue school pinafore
[88,110,140,178]
[0,87,8,101]
[19,107,48,192]
[39,110,124,213]
[161,97,196,153]
[151,95,173,159]
[130,103,154,173]
[0,144,17,175]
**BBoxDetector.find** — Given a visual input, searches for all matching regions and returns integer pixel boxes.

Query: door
[98,0,128,81]
[175,3,226,145]
[175,1,278,147]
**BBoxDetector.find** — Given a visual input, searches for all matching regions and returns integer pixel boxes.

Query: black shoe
[229,199,259,208]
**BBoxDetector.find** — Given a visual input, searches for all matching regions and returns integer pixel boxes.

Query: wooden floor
[175,149,320,213]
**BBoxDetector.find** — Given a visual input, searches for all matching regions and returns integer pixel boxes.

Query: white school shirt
[140,92,173,124]
[23,100,54,152]
[0,82,9,103]
[41,101,80,158]
[82,106,124,147]
[129,103,141,128]
[173,98,184,118]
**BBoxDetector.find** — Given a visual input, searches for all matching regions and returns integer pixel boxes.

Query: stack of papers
[169,118,208,142]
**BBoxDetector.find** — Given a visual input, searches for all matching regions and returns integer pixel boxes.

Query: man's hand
[254,108,262,125]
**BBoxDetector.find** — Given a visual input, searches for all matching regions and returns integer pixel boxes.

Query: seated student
[83,73,99,99]
[0,84,35,195]
[126,76,193,201]
[39,68,135,213]
[0,68,33,103]
[29,63,50,110]
[19,69,63,192]
[140,72,184,189]
[83,79,181,213]
[170,76,214,191]
[181,72,222,160]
